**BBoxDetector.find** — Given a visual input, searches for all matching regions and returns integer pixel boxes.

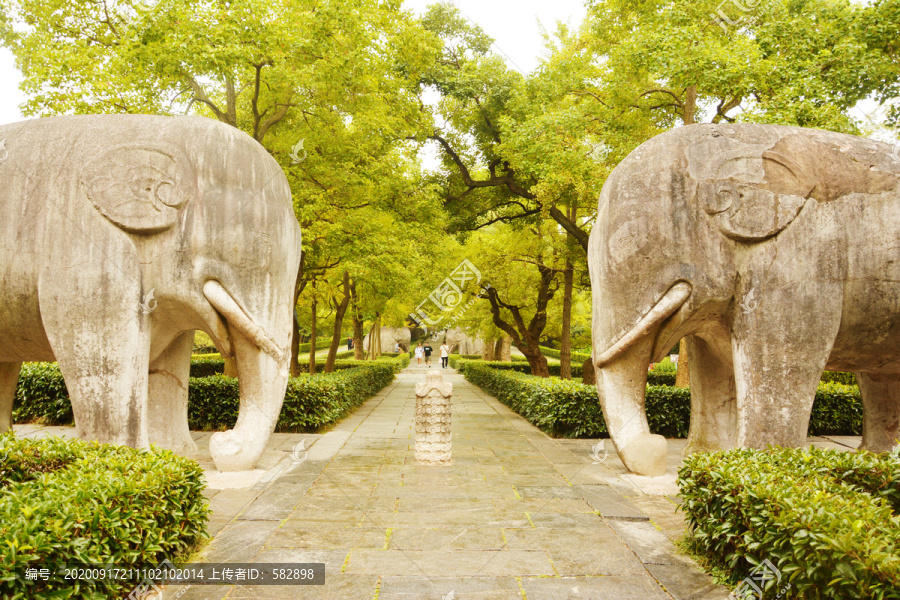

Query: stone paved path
[166,363,733,600]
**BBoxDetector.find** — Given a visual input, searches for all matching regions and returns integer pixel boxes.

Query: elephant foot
[209,429,265,471]
[618,432,668,477]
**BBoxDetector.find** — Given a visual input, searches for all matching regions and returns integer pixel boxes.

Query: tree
[461,223,569,376]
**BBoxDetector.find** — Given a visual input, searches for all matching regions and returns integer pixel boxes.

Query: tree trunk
[364,320,377,360]
[683,85,697,125]
[289,256,305,378]
[289,311,301,377]
[484,266,559,377]
[520,342,549,377]
[675,338,690,388]
[373,317,382,359]
[309,297,317,376]
[582,357,596,385]
[499,337,511,362]
[324,270,351,373]
[351,281,365,360]
[560,260,574,379]
[482,338,496,361]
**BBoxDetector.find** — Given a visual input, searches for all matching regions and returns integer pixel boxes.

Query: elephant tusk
[594,282,692,368]
[202,280,284,361]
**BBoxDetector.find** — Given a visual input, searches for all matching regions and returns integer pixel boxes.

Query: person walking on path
[440,342,450,368]
[415,342,424,366]
[423,343,433,367]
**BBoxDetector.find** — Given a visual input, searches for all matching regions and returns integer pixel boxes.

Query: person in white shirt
[414,342,424,365]
[440,342,450,368]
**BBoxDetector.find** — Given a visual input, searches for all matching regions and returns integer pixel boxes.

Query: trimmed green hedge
[539,346,591,364]
[822,371,858,386]
[647,372,677,386]
[0,434,208,598]
[679,447,900,599]
[455,360,863,438]
[15,356,408,432]
[188,358,406,432]
[299,338,334,354]
[456,360,690,437]
[448,356,585,378]
[190,351,356,377]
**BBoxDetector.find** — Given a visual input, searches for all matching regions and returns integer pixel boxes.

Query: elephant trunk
[203,281,290,471]
[593,282,692,477]
[596,336,668,477]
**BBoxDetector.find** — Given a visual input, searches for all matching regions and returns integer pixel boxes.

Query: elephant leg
[856,373,900,453]
[39,272,151,448]
[597,334,668,477]
[0,363,23,432]
[731,286,840,449]
[148,331,197,453]
[683,335,736,456]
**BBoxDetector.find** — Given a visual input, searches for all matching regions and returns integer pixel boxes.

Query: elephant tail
[593,282,692,368]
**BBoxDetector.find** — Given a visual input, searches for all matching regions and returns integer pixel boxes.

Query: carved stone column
[415,370,452,465]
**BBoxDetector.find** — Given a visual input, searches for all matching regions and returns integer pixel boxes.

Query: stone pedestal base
[415,371,452,465]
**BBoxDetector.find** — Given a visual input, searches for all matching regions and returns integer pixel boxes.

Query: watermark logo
[140,288,158,314]
[590,440,608,464]
[711,0,761,33]
[290,139,307,164]
[0,139,8,163]
[891,143,900,166]
[587,142,606,161]
[442,590,456,600]
[739,287,758,315]
[408,259,490,337]
[126,559,173,600]
[291,439,308,464]
[730,559,791,600]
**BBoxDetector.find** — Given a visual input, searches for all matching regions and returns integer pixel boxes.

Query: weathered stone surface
[588,123,900,475]
[363,326,411,354]
[0,115,302,471]
[415,370,452,464]
[443,327,485,355]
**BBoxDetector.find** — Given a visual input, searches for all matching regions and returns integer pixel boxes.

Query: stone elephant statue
[0,114,302,471]
[588,123,900,476]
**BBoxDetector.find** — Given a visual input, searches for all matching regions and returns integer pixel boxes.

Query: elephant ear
[81,144,195,234]
[703,151,814,243]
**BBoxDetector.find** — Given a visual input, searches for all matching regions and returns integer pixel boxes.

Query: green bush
[807,382,864,436]
[190,356,225,377]
[650,356,677,373]
[822,371,858,385]
[646,372,677,386]
[189,351,356,378]
[450,357,585,379]
[455,360,863,438]
[0,434,208,599]
[539,346,591,364]
[15,356,407,432]
[187,359,402,432]
[456,361,690,437]
[191,331,217,354]
[298,338,335,354]
[13,363,74,425]
[679,447,900,599]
